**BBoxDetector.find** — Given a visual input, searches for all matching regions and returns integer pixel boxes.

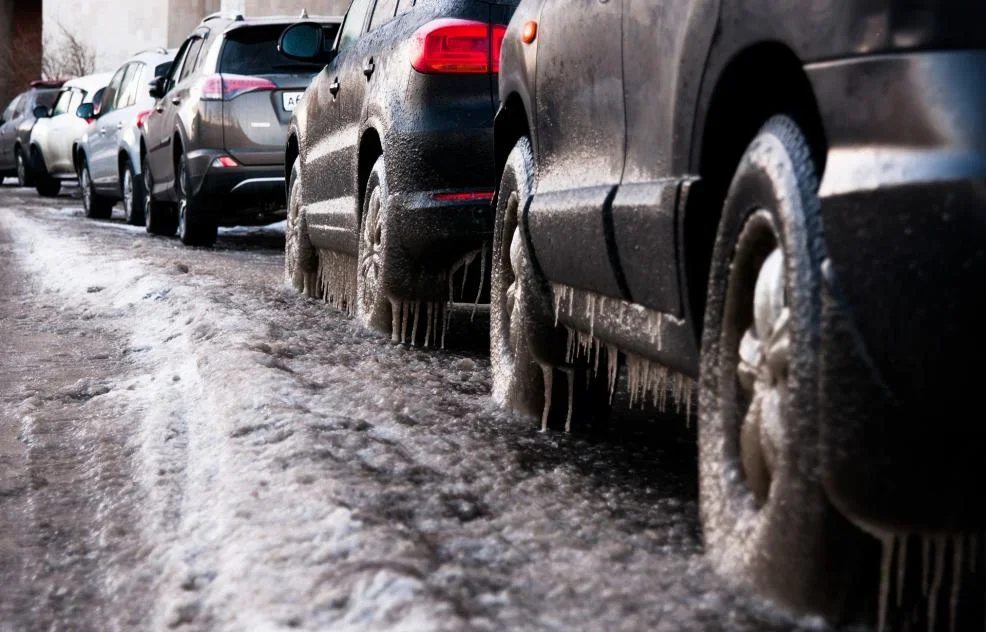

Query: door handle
[329,79,340,96]
[363,59,375,78]
[116,122,123,130]
[155,105,165,113]
[171,97,181,106]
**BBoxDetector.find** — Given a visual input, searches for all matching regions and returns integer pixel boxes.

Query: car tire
[490,137,547,420]
[122,158,145,226]
[15,147,33,187]
[698,116,871,621]
[79,158,113,219]
[285,160,318,294]
[355,156,393,334]
[142,155,178,236]
[176,153,217,247]
[32,148,61,198]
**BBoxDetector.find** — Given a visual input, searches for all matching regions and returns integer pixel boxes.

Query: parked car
[492,0,986,625]
[29,73,113,197]
[141,12,341,246]
[0,80,64,187]
[279,0,516,341]
[73,48,176,222]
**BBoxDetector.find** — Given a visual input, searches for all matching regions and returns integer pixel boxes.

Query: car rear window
[34,89,59,109]
[220,24,338,75]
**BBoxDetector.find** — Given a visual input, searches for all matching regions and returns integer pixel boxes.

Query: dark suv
[492,0,986,626]
[280,0,517,342]
[0,80,63,187]
[142,12,341,246]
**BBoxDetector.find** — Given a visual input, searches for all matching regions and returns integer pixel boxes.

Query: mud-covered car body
[0,82,63,184]
[286,0,518,303]
[496,0,986,541]
[143,13,341,232]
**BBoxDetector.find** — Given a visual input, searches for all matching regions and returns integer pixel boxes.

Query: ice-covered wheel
[122,158,145,226]
[490,137,545,420]
[177,153,217,247]
[355,156,392,333]
[698,116,870,620]
[32,148,60,198]
[15,147,33,187]
[79,158,112,219]
[285,160,318,294]
[142,155,177,236]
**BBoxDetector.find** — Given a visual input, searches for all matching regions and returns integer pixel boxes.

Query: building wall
[0,0,15,107]
[1,0,43,108]
[43,0,170,73]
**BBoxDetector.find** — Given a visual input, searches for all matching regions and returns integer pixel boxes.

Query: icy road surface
[0,184,829,631]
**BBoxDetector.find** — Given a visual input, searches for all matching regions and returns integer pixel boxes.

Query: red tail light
[410,19,508,75]
[135,109,153,129]
[432,191,494,202]
[201,74,277,101]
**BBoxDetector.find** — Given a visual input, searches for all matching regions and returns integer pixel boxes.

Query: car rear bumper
[808,49,986,532]
[380,191,493,301]
[186,148,286,220]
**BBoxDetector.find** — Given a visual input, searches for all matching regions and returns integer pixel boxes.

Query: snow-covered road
[0,185,821,631]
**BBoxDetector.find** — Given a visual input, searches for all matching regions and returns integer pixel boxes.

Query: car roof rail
[29,79,66,88]
[135,47,169,56]
[202,11,244,23]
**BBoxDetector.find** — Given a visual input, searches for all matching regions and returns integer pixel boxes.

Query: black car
[492,0,986,626]
[0,80,63,187]
[280,0,517,342]
[142,12,341,246]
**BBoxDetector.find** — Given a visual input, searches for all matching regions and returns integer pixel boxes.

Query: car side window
[100,67,127,116]
[3,96,21,121]
[119,63,144,108]
[69,90,85,115]
[50,90,73,117]
[337,0,374,53]
[167,39,194,92]
[395,0,415,17]
[12,94,27,118]
[180,38,204,82]
[369,0,399,31]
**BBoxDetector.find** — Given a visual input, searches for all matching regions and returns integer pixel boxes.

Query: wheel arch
[683,41,827,341]
[493,92,532,193]
[356,127,383,229]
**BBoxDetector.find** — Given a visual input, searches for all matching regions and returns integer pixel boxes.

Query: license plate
[282,92,304,112]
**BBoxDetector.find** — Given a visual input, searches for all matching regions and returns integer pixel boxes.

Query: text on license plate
[282,92,304,112]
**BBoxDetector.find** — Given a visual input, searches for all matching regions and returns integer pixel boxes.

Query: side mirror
[154,61,173,78]
[33,105,50,119]
[148,76,168,100]
[279,22,325,61]
[76,102,95,120]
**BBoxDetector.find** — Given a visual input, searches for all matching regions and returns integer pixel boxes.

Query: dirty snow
[0,188,824,631]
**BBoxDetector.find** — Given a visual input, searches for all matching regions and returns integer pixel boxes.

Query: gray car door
[90,65,130,186]
[0,95,22,170]
[527,0,628,300]
[147,37,198,199]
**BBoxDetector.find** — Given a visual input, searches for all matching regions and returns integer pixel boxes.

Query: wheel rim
[16,153,26,185]
[724,210,791,507]
[81,166,92,212]
[178,160,188,238]
[123,168,134,218]
[358,186,383,307]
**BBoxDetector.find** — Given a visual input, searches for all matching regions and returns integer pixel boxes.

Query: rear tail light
[135,109,153,130]
[432,191,494,202]
[201,74,277,101]
[410,19,508,74]
[211,155,239,168]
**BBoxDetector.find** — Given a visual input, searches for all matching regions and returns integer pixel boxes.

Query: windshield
[220,24,338,75]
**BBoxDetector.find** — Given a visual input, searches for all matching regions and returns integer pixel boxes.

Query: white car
[28,72,113,198]
[75,48,176,222]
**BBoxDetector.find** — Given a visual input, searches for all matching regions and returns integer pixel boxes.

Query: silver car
[74,48,176,222]
[29,72,113,198]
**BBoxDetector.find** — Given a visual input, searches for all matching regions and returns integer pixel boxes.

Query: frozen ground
[0,183,832,631]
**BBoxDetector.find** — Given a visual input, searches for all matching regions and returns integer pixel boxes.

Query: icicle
[554,289,563,326]
[424,303,433,348]
[411,301,420,344]
[401,302,409,344]
[472,242,487,320]
[607,345,619,404]
[390,299,401,342]
[564,369,575,433]
[540,364,553,433]
[929,536,946,632]
[878,535,894,632]
[568,285,574,315]
[897,534,909,607]
[657,312,664,350]
[924,536,932,596]
[950,535,963,632]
